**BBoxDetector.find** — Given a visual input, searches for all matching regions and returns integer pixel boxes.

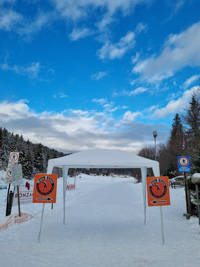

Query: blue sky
[0,0,200,153]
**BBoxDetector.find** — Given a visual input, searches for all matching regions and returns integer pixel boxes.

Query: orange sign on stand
[33,174,57,203]
[147,176,170,207]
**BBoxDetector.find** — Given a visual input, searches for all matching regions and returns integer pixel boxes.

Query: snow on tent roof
[47,148,160,176]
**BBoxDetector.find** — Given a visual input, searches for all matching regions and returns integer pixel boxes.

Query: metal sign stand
[160,206,165,245]
[37,203,45,243]
[17,185,21,217]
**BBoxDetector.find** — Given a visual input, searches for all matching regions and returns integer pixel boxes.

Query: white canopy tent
[47,149,160,225]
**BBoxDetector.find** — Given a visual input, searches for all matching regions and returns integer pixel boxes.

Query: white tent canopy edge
[47,149,160,225]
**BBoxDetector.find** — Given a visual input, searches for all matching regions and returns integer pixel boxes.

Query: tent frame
[62,165,148,225]
[37,149,161,243]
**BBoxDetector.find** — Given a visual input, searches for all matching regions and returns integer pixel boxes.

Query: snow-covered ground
[0,173,200,267]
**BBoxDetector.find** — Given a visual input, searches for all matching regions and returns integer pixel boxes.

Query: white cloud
[183,75,200,89]
[113,87,147,97]
[0,0,150,39]
[123,110,142,121]
[0,61,42,78]
[144,105,158,113]
[51,0,149,22]
[69,109,89,116]
[135,22,147,34]
[152,86,198,118]
[91,71,108,80]
[69,27,94,41]
[96,13,114,32]
[18,12,53,38]
[131,52,140,64]
[133,21,200,83]
[129,87,147,95]
[53,93,68,99]
[166,0,186,21]
[98,31,135,60]
[0,9,23,31]
[0,3,54,38]
[0,99,168,153]
[0,100,34,122]
[92,98,107,105]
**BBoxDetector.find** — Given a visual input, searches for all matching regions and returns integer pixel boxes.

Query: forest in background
[0,128,66,178]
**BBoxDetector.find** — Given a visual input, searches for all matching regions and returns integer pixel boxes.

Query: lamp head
[153,131,157,138]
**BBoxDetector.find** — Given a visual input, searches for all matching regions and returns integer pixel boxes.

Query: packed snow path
[0,175,200,267]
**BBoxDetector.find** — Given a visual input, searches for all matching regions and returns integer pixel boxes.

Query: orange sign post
[146,176,170,245]
[33,174,57,203]
[147,176,170,207]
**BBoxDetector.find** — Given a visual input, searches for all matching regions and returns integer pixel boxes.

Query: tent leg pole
[63,167,68,225]
[141,167,147,225]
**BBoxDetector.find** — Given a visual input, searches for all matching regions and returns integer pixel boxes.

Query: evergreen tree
[0,128,9,169]
[19,148,33,178]
[0,127,65,173]
[9,133,18,151]
[183,91,200,172]
[167,113,185,175]
[0,127,3,149]
[33,143,44,172]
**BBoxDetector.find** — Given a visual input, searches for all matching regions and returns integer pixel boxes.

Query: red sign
[147,176,170,207]
[9,152,19,163]
[178,156,189,166]
[33,174,57,203]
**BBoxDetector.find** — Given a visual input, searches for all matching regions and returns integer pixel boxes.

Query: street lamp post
[153,131,158,161]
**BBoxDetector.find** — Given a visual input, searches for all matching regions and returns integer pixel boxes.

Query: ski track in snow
[1,174,200,267]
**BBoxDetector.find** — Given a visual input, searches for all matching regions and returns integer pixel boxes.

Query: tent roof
[47,149,160,176]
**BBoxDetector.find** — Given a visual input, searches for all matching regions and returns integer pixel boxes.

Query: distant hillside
[0,127,68,178]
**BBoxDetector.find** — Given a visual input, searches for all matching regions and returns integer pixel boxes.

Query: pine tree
[0,128,9,169]
[183,91,200,173]
[167,113,185,176]
[0,127,66,173]
[33,143,44,172]
[19,148,33,178]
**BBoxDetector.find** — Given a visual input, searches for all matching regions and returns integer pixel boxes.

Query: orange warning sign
[147,176,170,207]
[33,174,57,203]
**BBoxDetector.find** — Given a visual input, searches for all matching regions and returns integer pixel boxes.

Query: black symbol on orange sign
[149,179,167,199]
[36,177,55,196]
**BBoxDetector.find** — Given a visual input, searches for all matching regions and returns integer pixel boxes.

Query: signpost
[11,164,23,217]
[33,174,58,242]
[177,156,192,215]
[147,176,171,245]
[6,152,20,216]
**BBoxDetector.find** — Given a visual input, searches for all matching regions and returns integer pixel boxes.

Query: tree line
[138,88,200,177]
[0,128,66,178]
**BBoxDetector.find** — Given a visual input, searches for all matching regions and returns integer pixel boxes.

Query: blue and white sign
[177,156,191,173]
